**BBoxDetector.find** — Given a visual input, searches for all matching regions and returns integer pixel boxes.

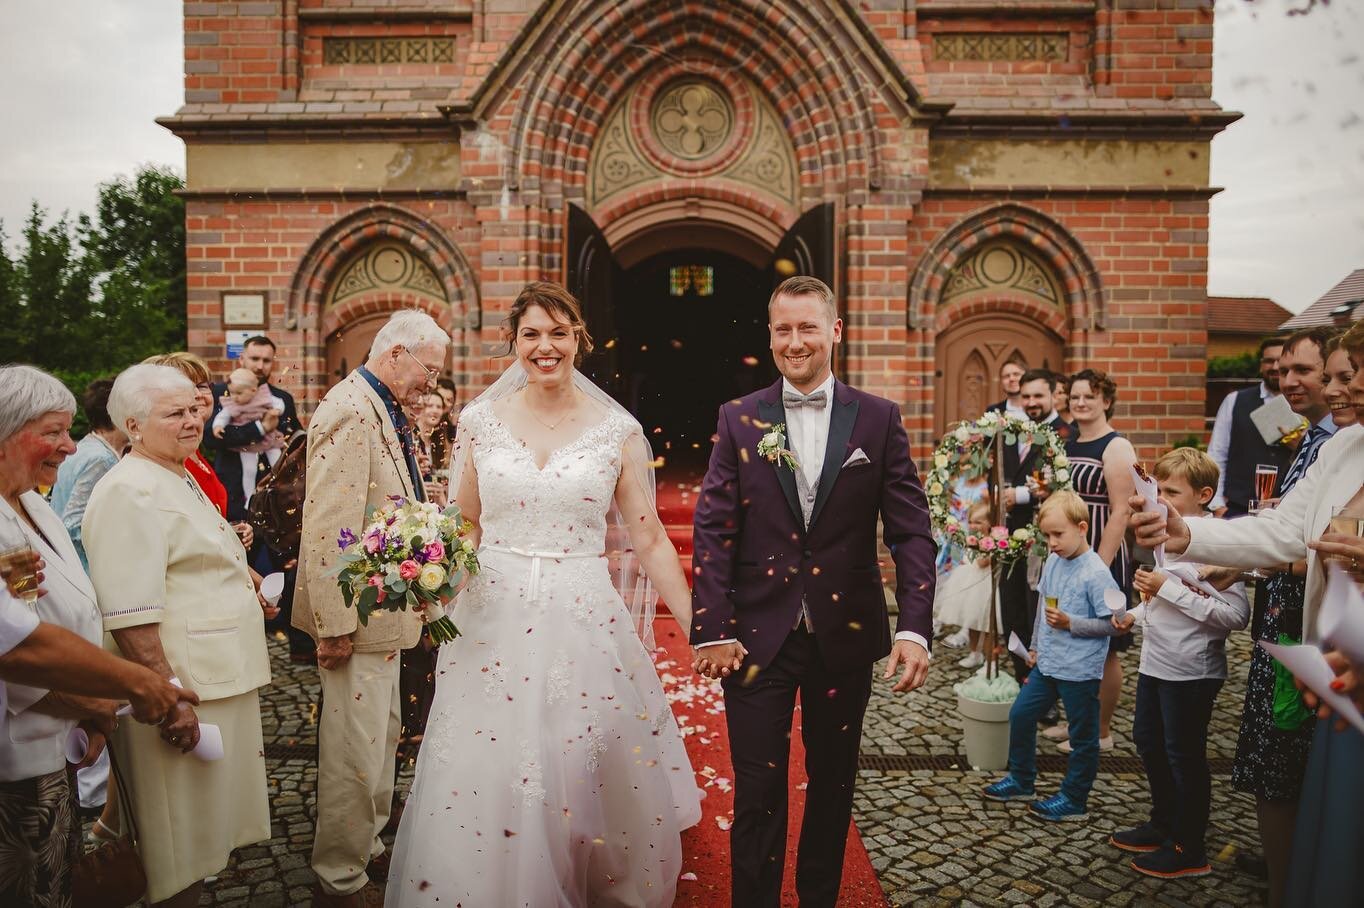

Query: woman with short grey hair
[84,363,274,908]
[0,364,114,908]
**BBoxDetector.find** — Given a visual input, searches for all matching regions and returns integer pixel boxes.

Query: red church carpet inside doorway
[652,466,887,907]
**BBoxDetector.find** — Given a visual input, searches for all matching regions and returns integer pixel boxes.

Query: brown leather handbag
[71,747,147,908]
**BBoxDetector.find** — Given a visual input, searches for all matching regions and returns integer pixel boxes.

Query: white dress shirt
[1008,409,1059,507]
[1207,381,1276,511]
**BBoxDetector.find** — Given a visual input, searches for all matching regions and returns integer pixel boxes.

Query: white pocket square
[842,448,871,468]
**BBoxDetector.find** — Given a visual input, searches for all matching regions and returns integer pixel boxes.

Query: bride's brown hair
[502,281,595,367]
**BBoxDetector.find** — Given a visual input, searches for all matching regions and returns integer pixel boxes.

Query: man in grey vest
[1207,336,1292,517]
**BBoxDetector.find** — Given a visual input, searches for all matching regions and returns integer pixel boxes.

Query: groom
[691,275,936,907]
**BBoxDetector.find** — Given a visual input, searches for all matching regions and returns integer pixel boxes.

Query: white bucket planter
[957,693,1014,771]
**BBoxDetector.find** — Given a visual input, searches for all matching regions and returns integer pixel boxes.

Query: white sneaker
[1057,735,1113,754]
[942,629,970,649]
[957,651,984,669]
[1041,722,1070,742]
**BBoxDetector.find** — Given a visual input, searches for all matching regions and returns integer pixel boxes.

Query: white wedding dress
[387,400,702,907]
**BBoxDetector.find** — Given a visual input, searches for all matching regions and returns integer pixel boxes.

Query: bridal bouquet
[330,497,479,645]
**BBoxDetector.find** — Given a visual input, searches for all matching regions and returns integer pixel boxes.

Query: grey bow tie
[783,390,828,410]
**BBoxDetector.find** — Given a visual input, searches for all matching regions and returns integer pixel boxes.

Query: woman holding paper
[0,365,117,906]
[1130,321,1364,908]
[83,364,274,908]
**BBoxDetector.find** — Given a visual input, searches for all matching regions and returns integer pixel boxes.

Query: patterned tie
[782,390,828,410]
[1277,424,1329,497]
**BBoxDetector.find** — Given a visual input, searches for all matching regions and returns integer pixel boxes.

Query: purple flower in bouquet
[337,527,357,550]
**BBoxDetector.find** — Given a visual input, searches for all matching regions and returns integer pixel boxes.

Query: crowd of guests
[1,313,1361,906]
[937,327,1364,905]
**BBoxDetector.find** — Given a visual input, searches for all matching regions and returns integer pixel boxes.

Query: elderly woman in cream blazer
[0,365,115,907]
[83,364,273,908]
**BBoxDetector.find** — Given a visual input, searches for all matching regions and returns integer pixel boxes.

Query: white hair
[368,310,450,359]
[108,364,194,434]
[0,365,77,441]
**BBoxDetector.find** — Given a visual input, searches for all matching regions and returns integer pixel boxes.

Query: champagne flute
[1322,504,1364,565]
[1248,464,1279,516]
[0,511,40,604]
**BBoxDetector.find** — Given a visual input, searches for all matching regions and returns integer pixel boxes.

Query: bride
[386,282,713,906]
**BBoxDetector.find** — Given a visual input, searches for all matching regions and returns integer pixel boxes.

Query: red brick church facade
[167,0,1232,460]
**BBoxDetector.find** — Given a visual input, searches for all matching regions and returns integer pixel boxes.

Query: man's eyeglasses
[403,348,441,386]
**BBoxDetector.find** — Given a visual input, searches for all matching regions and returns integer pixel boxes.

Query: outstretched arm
[880,404,937,693]
[614,431,691,633]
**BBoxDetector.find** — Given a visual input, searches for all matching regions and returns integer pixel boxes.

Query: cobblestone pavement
[97,624,1266,906]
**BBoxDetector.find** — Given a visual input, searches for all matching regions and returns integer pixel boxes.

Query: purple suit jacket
[690,379,937,676]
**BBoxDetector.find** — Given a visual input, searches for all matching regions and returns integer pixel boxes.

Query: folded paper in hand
[1258,640,1364,735]
[1249,394,1300,446]
[1129,464,1166,566]
[1007,631,1030,662]
[1319,563,1364,667]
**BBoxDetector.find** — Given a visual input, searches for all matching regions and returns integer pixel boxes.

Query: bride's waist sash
[479,544,606,601]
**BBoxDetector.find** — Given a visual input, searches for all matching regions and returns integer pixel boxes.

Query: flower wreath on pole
[926,411,1073,566]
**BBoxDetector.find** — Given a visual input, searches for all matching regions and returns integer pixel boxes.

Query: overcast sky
[0,0,1360,313]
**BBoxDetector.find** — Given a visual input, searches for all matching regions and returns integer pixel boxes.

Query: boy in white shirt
[1110,448,1249,878]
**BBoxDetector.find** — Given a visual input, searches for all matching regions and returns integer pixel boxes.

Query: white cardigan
[1176,423,1364,643]
[0,491,103,781]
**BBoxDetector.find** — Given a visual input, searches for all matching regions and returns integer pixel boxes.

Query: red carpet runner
[653,466,887,907]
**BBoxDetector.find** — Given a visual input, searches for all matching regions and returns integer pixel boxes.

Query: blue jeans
[1132,673,1222,861]
[1007,669,1101,806]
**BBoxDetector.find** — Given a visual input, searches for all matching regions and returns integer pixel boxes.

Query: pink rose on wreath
[966,534,978,547]
[363,528,384,554]
[399,559,421,581]
[422,540,446,562]
[990,526,1008,540]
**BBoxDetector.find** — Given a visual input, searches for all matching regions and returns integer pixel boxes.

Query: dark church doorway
[613,250,775,467]
[567,201,834,468]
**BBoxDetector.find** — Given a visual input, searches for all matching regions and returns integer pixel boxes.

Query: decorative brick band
[322,36,455,65]
[932,33,1068,62]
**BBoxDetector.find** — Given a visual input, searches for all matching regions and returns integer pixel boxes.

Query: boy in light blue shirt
[983,490,1120,821]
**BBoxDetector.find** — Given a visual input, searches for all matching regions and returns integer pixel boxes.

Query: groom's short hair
[769,275,837,324]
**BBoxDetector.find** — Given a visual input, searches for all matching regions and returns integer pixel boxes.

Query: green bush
[1170,434,1207,452]
[1207,352,1259,378]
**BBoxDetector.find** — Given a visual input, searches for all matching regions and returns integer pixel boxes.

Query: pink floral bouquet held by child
[329,497,479,645]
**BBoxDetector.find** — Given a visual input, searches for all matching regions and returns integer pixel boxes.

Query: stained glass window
[668,265,714,297]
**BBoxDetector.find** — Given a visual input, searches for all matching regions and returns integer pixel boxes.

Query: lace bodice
[459,400,635,555]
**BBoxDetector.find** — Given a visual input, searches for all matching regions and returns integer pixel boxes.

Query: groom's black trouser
[723,626,873,908]
[999,560,1036,682]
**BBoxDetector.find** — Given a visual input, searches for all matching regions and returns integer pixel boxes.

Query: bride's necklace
[523,389,577,431]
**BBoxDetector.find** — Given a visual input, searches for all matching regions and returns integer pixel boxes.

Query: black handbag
[70,746,147,908]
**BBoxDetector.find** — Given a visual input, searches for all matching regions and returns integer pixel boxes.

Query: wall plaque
[223,293,267,328]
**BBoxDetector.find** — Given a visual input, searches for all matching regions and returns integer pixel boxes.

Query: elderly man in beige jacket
[294,310,449,908]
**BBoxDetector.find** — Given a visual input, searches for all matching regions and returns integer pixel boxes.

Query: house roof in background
[1207,296,1294,336]
[1280,268,1364,329]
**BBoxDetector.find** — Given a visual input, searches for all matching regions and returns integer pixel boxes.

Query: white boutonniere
[757,423,799,471]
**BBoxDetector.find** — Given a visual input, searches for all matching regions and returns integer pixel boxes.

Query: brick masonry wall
[179,0,1217,467]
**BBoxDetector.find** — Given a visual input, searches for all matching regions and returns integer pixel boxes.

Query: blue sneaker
[1029,793,1088,822]
[982,776,1035,801]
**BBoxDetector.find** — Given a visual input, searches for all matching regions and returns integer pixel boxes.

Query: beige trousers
[312,649,401,896]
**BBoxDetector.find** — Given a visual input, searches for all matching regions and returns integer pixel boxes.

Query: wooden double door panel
[934,314,1063,436]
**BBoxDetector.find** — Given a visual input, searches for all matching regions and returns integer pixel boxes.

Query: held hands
[1128,493,1191,556]
[160,701,201,754]
[692,641,748,680]
[883,639,930,694]
[316,634,354,671]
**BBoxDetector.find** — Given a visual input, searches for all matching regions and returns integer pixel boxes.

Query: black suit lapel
[757,396,804,530]
[809,385,858,528]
